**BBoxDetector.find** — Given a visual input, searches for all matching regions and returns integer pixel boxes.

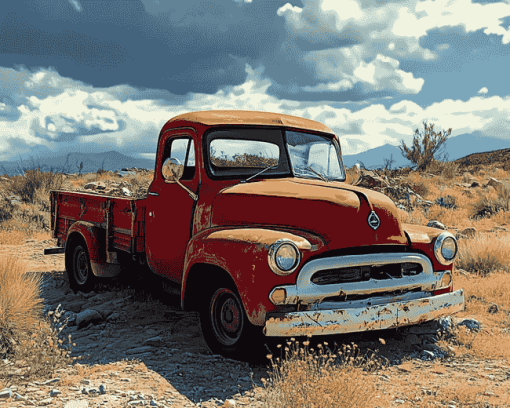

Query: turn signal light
[270,288,287,305]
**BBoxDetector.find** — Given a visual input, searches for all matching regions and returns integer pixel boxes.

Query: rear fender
[182,228,316,326]
[66,221,121,278]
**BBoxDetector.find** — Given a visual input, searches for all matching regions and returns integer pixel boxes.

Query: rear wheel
[199,284,262,359]
[68,242,96,292]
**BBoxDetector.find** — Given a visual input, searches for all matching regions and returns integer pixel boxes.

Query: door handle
[148,191,159,196]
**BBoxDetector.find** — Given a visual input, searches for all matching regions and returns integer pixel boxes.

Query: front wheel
[199,285,262,359]
[68,243,96,293]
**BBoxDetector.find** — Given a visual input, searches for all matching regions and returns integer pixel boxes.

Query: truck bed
[50,190,146,254]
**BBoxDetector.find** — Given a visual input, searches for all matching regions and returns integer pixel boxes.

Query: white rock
[64,400,89,408]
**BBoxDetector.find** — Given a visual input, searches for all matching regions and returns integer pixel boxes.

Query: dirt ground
[1,238,509,408]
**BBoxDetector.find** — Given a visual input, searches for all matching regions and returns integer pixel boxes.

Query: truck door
[145,130,199,282]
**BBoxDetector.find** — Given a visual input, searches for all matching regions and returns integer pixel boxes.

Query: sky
[0,0,509,163]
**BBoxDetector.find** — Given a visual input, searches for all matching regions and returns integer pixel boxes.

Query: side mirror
[162,157,184,183]
[161,157,198,201]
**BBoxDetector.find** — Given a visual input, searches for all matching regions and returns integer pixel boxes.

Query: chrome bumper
[264,289,465,337]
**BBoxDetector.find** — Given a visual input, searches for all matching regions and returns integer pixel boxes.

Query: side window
[162,137,196,181]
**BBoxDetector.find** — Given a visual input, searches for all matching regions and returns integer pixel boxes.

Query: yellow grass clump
[456,232,510,275]
[258,339,386,408]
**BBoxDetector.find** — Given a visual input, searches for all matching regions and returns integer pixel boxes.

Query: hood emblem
[367,211,380,230]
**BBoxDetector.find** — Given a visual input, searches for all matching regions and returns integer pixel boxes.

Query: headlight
[434,232,458,265]
[268,239,300,276]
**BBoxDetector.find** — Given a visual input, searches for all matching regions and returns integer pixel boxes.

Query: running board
[44,247,65,255]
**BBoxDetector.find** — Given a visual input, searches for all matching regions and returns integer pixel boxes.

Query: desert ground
[1,156,510,407]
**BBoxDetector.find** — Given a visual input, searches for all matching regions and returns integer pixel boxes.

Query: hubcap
[211,288,244,346]
[75,247,89,285]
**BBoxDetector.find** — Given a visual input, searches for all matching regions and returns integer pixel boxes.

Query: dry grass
[259,339,387,408]
[1,163,510,405]
[456,232,510,275]
[0,256,83,384]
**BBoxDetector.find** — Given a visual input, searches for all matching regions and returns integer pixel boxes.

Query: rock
[61,299,84,313]
[437,316,453,332]
[427,220,446,230]
[64,401,89,408]
[459,227,476,237]
[470,181,480,188]
[126,346,155,355]
[76,309,103,328]
[0,388,13,399]
[454,318,480,332]
[121,187,132,196]
[421,350,436,360]
[357,170,389,189]
[107,312,120,321]
[143,336,165,347]
[486,177,502,188]
[62,310,77,326]
[49,389,61,397]
[84,182,98,189]
[224,399,237,408]
[99,384,107,395]
[487,303,499,314]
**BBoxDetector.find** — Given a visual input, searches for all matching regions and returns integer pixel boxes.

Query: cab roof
[166,110,333,134]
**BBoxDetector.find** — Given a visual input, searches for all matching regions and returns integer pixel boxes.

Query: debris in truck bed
[64,170,152,200]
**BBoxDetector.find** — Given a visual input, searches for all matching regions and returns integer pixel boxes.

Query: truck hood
[211,178,408,249]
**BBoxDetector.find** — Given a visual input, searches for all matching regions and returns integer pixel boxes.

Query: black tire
[68,242,96,293]
[199,284,262,359]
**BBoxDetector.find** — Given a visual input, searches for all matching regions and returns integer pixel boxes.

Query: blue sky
[0,0,509,162]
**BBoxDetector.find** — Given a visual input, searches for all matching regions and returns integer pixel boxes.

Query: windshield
[206,128,345,181]
[286,131,345,181]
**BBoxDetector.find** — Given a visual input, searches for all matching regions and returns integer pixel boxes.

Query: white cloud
[478,87,488,95]
[1,64,509,160]
[275,0,510,95]
[68,0,82,12]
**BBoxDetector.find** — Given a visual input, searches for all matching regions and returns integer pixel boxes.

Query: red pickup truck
[45,110,465,358]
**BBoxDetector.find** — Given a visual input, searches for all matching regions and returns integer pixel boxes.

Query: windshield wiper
[306,166,329,182]
[242,165,278,183]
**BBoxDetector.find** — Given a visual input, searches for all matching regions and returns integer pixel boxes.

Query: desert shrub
[399,122,452,171]
[425,159,460,179]
[6,168,63,204]
[436,195,457,209]
[259,339,383,408]
[469,195,509,219]
[408,179,430,198]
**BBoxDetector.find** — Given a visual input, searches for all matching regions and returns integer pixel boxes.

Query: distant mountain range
[0,131,508,176]
[342,132,510,169]
[0,151,155,176]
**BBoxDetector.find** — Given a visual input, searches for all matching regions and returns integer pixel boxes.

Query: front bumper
[264,289,465,337]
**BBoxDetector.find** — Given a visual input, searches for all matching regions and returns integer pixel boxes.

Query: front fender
[67,221,121,278]
[403,223,454,272]
[182,228,316,326]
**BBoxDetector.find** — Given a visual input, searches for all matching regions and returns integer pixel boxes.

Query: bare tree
[383,154,395,171]
[76,160,84,176]
[399,122,452,171]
